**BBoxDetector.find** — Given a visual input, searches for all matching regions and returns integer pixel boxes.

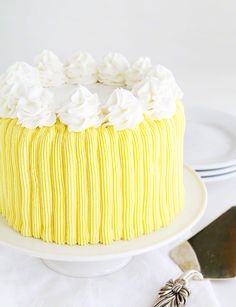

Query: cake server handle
[153,270,203,307]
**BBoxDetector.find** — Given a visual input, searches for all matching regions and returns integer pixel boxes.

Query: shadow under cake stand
[0,165,207,278]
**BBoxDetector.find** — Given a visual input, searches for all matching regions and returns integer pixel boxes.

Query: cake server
[154,206,236,307]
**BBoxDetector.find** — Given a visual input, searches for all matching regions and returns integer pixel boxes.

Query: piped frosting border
[0,50,183,131]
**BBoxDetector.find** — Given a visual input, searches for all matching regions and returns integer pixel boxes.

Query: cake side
[0,101,185,245]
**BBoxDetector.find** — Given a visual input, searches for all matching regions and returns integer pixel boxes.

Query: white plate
[185,107,236,170]
[201,170,236,183]
[0,165,207,262]
[198,164,236,177]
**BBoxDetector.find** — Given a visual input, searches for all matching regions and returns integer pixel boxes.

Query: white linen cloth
[0,244,219,307]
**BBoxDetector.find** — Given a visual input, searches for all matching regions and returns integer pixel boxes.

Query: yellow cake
[0,51,185,245]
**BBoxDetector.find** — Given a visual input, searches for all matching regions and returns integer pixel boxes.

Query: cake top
[0,50,183,131]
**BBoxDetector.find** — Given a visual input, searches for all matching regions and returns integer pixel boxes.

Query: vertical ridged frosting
[0,101,185,245]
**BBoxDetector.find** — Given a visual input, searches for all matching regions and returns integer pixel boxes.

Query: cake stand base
[41,256,132,278]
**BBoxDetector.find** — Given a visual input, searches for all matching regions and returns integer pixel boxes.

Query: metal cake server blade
[154,206,236,307]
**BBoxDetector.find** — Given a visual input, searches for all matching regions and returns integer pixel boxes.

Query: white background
[0,0,236,306]
[0,0,235,111]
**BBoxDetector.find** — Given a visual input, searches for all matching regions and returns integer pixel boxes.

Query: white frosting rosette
[35,50,65,87]
[58,85,103,132]
[1,62,40,87]
[132,77,177,120]
[0,62,41,118]
[0,82,24,118]
[64,52,97,85]
[98,53,129,86]
[103,88,143,130]
[16,86,56,129]
[148,65,183,100]
[125,57,152,88]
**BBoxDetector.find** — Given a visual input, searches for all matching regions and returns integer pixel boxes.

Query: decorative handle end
[153,270,203,307]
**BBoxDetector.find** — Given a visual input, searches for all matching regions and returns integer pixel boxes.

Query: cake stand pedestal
[0,165,207,278]
[42,257,132,278]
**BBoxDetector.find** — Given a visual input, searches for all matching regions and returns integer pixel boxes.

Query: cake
[0,51,185,245]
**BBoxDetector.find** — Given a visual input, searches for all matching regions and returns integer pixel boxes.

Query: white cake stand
[0,165,207,277]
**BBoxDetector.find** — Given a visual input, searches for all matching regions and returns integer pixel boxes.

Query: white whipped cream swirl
[98,53,129,86]
[132,77,177,120]
[0,82,24,118]
[1,62,40,87]
[0,62,41,118]
[16,86,56,129]
[103,88,143,130]
[58,85,102,132]
[125,57,152,88]
[148,65,183,99]
[35,50,65,87]
[64,52,97,85]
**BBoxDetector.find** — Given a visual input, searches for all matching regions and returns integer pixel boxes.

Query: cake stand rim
[0,164,207,262]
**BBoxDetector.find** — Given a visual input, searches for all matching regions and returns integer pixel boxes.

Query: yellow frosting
[0,101,185,245]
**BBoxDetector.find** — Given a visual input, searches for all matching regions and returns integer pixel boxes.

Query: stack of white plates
[185,106,236,182]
